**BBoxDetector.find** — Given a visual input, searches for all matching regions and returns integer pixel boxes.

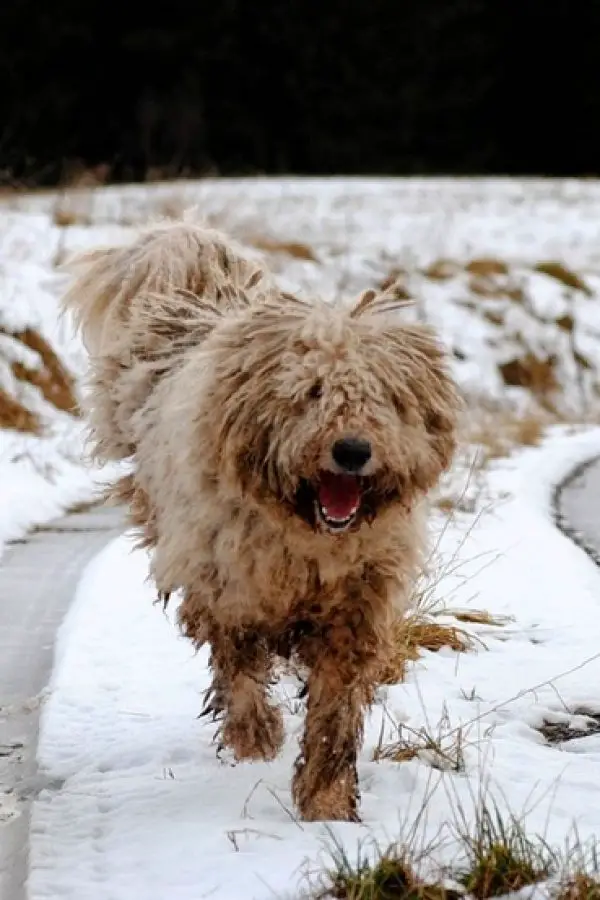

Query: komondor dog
[64,216,461,822]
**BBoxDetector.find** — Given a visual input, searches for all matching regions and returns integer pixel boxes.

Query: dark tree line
[0,0,599,184]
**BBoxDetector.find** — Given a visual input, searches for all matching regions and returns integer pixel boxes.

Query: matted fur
[64,217,461,822]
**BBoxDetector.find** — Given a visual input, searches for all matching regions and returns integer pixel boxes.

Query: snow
[28,426,600,899]
[0,426,120,555]
[0,212,123,560]
[7,177,600,414]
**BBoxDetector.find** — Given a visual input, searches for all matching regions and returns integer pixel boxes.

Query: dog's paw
[222,704,284,762]
[292,767,361,822]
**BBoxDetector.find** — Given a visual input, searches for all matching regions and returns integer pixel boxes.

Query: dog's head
[198,290,461,535]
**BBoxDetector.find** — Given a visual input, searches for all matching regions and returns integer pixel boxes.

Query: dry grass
[457,803,555,899]
[378,618,474,686]
[556,313,575,333]
[468,276,507,299]
[372,709,468,771]
[379,603,508,686]
[557,874,600,900]
[534,261,593,296]
[404,620,474,656]
[52,207,91,227]
[463,408,549,464]
[7,328,80,416]
[0,327,79,434]
[249,236,319,262]
[466,258,509,277]
[0,385,40,433]
[311,793,600,900]
[422,259,460,281]
[498,352,558,397]
[451,609,510,626]
[314,837,459,900]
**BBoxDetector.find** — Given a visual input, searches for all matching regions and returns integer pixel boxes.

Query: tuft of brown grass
[482,309,504,326]
[556,313,575,333]
[458,803,555,899]
[422,259,460,281]
[52,207,91,227]
[464,408,548,464]
[557,874,600,900]
[379,617,474,686]
[6,328,80,416]
[315,838,460,900]
[468,277,507,299]
[0,385,40,433]
[249,236,319,262]
[534,261,592,296]
[466,258,509,277]
[405,621,473,655]
[451,609,511,626]
[498,353,558,397]
[372,713,468,771]
[311,793,600,900]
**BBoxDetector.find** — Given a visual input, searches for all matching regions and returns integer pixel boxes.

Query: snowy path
[0,504,123,900]
[555,454,600,566]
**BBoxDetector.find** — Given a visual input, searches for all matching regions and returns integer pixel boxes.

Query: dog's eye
[308,381,323,400]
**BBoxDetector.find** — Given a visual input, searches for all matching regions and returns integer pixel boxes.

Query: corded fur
[64,215,462,821]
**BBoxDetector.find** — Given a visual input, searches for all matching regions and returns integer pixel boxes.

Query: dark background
[1,0,597,185]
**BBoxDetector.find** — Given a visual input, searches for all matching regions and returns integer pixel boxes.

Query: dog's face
[201,292,460,535]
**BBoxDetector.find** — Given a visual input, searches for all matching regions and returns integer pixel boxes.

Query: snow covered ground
[7,177,600,416]
[0,212,122,557]
[28,426,600,900]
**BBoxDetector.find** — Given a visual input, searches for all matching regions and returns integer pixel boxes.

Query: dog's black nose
[332,437,372,472]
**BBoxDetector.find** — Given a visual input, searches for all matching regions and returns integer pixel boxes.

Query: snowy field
[1,177,600,896]
[28,426,600,899]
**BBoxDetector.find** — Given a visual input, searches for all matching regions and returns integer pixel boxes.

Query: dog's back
[62,217,275,462]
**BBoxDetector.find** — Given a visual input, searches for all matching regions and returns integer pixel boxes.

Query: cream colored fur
[64,216,461,822]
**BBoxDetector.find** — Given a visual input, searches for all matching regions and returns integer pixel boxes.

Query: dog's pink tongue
[318,473,360,518]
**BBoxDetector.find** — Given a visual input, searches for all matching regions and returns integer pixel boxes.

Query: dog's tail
[62,216,275,357]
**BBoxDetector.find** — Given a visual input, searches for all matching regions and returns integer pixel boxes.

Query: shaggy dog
[64,217,460,822]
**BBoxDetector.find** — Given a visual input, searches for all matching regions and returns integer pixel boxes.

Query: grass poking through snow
[313,835,459,900]
[310,799,600,900]
[379,617,476,686]
[456,802,555,898]
[556,873,600,900]
[249,236,319,262]
[534,261,592,296]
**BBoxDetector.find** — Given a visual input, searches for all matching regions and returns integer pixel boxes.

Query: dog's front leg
[209,626,284,763]
[292,614,380,822]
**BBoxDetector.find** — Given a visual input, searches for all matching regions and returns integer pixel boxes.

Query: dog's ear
[373,319,462,485]
[398,323,462,479]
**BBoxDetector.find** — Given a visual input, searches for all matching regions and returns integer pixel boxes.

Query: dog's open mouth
[316,471,362,532]
[294,473,400,533]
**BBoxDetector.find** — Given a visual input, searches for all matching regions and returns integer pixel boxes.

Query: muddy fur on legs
[63,215,461,822]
